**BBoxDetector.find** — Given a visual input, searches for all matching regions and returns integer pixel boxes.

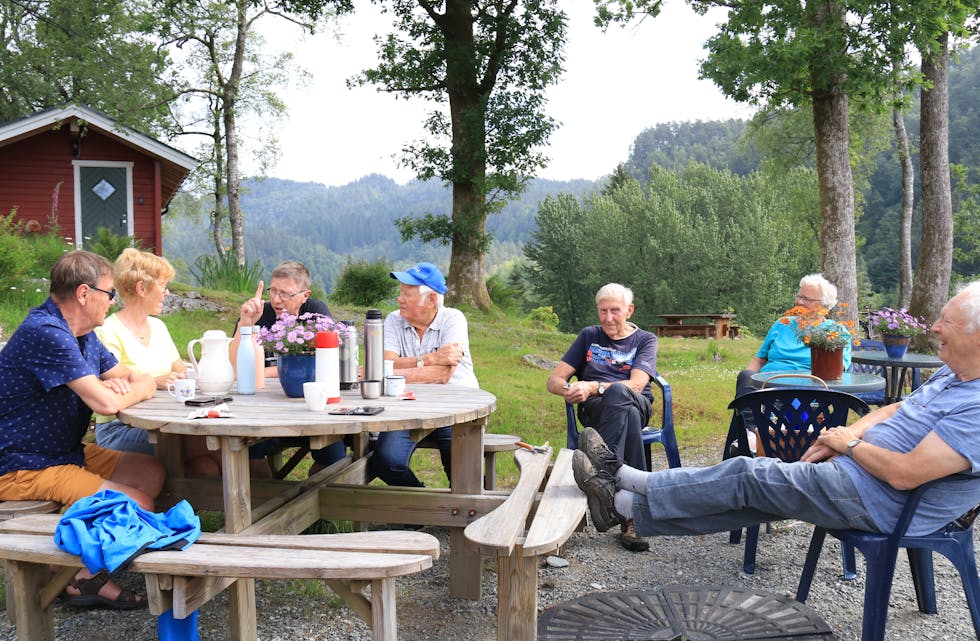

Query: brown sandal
[64,570,146,610]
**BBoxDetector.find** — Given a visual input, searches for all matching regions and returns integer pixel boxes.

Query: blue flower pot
[882,334,910,360]
[277,353,315,397]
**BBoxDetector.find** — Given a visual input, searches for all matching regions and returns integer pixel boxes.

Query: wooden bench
[464,447,587,641]
[0,515,439,641]
[0,500,61,521]
[416,431,521,490]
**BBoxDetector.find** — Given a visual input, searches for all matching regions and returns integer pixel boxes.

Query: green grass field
[0,285,760,489]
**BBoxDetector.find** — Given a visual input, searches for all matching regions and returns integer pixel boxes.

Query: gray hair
[50,250,114,300]
[595,283,633,306]
[799,273,838,308]
[418,284,444,308]
[955,281,980,333]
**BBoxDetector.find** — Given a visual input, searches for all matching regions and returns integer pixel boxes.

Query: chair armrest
[893,473,980,537]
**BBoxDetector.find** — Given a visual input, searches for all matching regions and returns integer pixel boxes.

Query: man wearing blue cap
[371,261,478,488]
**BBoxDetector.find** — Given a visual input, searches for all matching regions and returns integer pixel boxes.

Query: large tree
[0,0,174,131]
[355,0,566,309]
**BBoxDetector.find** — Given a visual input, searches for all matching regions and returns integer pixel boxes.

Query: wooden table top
[118,380,498,438]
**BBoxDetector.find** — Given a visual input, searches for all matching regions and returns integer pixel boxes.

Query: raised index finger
[254,280,264,301]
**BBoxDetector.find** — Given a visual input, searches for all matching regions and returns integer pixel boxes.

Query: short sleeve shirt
[0,298,118,475]
[837,365,980,535]
[384,307,478,388]
[561,325,658,400]
[757,318,853,372]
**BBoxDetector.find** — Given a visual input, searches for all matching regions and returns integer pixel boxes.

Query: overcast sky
[263,3,754,187]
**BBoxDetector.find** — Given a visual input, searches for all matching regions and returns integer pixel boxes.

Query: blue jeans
[632,456,880,537]
[95,419,154,455]
[370,427,452,487]
[578,384,652,471]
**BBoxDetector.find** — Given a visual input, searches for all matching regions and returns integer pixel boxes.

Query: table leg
[450,418,486,600]
[221,436,258,641]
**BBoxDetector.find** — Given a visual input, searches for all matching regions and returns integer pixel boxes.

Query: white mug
[303,382,329,411]
[167,379,196,402]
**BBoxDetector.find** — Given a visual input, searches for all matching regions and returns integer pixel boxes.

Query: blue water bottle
[236,326,256,395]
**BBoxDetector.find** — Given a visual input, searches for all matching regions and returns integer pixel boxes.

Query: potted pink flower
[869,307,928,359]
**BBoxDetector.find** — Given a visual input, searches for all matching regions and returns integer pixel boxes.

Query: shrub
[332,259,398,307]
[0,210,35,284]
[191,253,264,295]
[487,274,520,311]
[528,306,559,331]
[87,227,142,261]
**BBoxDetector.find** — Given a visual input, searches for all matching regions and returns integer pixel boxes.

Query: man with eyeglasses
[231,260,339,475]
[0,250,165,609]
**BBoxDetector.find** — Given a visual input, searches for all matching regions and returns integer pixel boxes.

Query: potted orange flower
[779,303,858,380]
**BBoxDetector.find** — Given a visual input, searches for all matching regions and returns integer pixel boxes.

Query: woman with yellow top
[94,249,187,455]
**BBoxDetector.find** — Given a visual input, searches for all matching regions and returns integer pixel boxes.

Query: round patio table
[751,370,885,394]
[538,585,833,640]
[850,350,943,404]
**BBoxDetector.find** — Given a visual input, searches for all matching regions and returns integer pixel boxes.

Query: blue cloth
[0,298,118,476]
[757,318,853,372]
[54,489,201,574]
[838,365,980,535]
[562,324,658,400]
[158,609,200,641]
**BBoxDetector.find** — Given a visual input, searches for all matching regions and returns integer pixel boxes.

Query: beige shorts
[0,444,123,505]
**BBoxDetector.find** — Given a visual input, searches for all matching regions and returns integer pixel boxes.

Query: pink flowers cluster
[869,307,928,337]
[258,313,346,355]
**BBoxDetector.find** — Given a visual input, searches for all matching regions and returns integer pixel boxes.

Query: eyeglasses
[795,293,821,304]
[268,288,307,300]
[88,284,117,301]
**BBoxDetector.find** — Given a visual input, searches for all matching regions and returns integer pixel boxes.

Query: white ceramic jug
[187,330,234,395]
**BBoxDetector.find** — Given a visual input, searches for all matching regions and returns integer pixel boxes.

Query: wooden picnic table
[119,380,497,641]
[656,313,737,339]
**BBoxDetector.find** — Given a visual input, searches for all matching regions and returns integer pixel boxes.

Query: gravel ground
[2,447,977,640]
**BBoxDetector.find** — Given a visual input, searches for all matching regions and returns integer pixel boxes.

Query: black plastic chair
[565,374,681,470]
[724,387,870,574]
[796,474,980,641]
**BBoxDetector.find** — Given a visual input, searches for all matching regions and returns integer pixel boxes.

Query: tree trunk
[224,0,248,267]
[811,87,858,322]
[910,32,953,353]
[211,102,225,256]
[894,103,914,308]
[443,0,491,309]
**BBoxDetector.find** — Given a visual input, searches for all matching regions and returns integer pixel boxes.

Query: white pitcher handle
[187,339,202,374]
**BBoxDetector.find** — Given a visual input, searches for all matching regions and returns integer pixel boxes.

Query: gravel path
[2,447,977,640]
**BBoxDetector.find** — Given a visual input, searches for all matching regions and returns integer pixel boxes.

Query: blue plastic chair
[725,387,870,574]
[796,474,980,641]
[849,339,924,407]
[565,374,681,470]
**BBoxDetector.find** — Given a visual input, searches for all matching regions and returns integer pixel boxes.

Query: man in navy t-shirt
[547,283,658,551]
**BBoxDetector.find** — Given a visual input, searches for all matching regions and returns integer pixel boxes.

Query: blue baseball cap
[390,262,447,295]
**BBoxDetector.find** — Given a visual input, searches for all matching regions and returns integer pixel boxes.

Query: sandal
[64,570,146,610]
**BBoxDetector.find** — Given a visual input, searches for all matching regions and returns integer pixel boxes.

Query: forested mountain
[163,175,596,291]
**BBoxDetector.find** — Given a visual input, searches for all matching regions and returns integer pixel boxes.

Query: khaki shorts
[0,444,123,505]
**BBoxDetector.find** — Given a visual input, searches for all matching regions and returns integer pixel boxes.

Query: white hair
[418,284,444,308]
[799,273,838,308]
[956,281,980,333]
[595,283,633,306]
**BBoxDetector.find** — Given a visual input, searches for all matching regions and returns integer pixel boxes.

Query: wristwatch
[597,383,606,396]
[416,356,425,368]
[846,438,863,456]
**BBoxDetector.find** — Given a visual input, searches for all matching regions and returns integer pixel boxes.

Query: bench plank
[522,448,586,557]
[463,448,551,556]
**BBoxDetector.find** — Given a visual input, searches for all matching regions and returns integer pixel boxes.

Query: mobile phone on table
[328,406,384,416]
[185,396,233,407]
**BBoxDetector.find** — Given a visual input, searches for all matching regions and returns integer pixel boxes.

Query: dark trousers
[370,427,452,487]
[577,384,652,471]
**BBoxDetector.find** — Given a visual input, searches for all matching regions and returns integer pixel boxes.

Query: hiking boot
[579,427,623,477]
[572,450,624,533]
[618,519,650,552]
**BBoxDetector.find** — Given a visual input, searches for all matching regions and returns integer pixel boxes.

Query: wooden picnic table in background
[655,313,738,339]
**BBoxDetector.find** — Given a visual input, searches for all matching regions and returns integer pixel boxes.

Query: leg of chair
[370,577,398,641]
[743,524,760,574]
[796,528,828,602]
[857,542,901,641]
[484,450,496,491]
[729,529,742,545]
[907,548,937,614]
[842,541,857,580]
[7,560,54,641]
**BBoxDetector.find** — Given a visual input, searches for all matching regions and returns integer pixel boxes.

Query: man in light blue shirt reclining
[573,281,980,540]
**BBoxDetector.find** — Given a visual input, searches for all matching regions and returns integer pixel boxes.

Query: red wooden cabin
[0,104,196,254]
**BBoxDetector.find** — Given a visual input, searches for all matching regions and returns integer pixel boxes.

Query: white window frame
[72,160,135,249]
